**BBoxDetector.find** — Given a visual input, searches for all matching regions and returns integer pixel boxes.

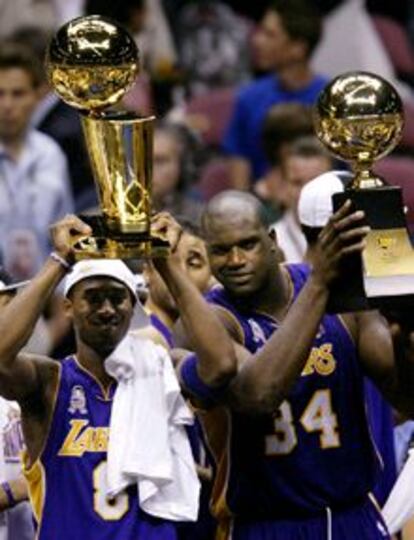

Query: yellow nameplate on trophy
[363,229,414,277]
[363,229,414,298]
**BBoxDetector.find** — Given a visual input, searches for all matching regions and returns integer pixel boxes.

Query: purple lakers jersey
[196,263,382,520]
[23,357,177,540]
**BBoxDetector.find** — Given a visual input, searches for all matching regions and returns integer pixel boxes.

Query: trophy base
[72,214,169,260]
[327,186,414,313]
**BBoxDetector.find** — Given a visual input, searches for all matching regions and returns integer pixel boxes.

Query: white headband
[63,259,138,299]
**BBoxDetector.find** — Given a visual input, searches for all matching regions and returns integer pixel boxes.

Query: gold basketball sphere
[314,71,404,165]
[46,15,139,111]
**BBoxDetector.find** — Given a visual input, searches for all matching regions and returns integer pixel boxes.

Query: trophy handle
[70,213,169,260]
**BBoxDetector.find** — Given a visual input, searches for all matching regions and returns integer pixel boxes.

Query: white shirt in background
[271,211,307,264]
[0,398,34,540]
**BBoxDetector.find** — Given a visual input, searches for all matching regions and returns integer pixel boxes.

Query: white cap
[298,170,353,228]
[63,260,138,299]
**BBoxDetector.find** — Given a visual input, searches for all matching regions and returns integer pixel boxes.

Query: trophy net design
[46,15,168,259]
[314,71,414,309]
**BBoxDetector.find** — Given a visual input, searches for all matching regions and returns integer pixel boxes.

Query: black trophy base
[72,214,170,260]
[327,186,414,313]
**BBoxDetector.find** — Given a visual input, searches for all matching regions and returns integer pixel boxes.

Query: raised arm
[152,213,238,388]
[227,201,370,413]
[0,215,91,403]
[152,203,368,415]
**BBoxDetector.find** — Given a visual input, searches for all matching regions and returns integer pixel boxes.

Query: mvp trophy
[46,15,169,259]
[314,71,414,312]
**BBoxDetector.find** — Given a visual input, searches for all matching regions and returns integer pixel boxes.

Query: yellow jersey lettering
[58,420,110,457]
[301,348,318,376]
[301,343,336,377]
[314,343,336,376]
[93,427,110,453]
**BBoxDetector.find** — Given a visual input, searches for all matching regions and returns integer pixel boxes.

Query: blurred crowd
[1,0,414,539]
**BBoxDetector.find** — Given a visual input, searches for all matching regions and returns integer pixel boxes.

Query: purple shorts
[220,498,390,540]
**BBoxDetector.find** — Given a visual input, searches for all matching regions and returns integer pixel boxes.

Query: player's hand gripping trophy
[314,71,414,310]
[46,15,169,259]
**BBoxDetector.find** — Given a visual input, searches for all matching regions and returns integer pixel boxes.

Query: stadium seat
[184,87,236,147]
[401,100,414,152]
[371,15,414,80]
[197,158,233,201]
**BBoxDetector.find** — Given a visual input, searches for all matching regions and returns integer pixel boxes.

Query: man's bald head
[201,190,270,238]
[200,191,280,296]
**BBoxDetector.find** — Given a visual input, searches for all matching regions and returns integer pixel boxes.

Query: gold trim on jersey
[73,356,114,401]
[363,396,385,472]
[22,363,62,534]
[368,491,382,514]
[24,363,62,469]
[197,406,235,532]
[22,457,46,525]
[216,517,234,540]
[337,314,357,345]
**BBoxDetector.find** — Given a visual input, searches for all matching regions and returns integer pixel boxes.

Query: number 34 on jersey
[265,389,340,456]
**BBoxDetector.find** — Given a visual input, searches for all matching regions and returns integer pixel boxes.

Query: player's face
[67,278,134,356]
[0,68,38,142]
[205,213,275,296]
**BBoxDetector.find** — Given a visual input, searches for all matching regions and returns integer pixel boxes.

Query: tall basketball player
[158,191,414,540]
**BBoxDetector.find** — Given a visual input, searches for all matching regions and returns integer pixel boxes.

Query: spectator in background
[0,396,33,540]
[51,0,85,26]
[2,230,41,283]
[10,26,95,211]
[0,0,55,38]
[271,136,333,263]
[152,121,204,224]
[174,1,252,97]
[0,269,38,540]
[222,0,327,190]
[255,102,314,222]
[85,0,176,115]
[86,0,177,75]
[0,265,70,359]
[310,0,414,102]
[0,42,73,276]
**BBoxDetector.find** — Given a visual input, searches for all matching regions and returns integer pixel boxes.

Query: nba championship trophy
[314,71,414,311]
[46,15,168,259]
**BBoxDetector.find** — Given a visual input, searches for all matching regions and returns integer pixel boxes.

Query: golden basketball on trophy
[46,15,169,259]
[314,71,414,311]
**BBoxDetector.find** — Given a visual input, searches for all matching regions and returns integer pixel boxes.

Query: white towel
[104,332,200,521]
[382,449,414,534]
